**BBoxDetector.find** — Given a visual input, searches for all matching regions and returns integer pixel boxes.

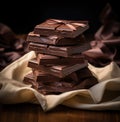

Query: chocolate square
[34,19,89,38]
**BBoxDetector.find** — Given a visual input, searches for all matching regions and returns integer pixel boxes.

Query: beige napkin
[0,51,120,111]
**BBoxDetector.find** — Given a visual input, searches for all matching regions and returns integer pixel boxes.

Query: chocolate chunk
[34,19,89,38]
[37,75,98,95]
[36,53,85,65]
[28,42,91,57]
[23,73,38,89]
[75,67,96,80]
[26,31,87,46]
[28,58,88,78]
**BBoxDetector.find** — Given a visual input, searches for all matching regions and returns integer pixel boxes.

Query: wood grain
[0,103,120,122]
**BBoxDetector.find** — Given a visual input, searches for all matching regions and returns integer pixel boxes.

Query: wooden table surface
[0,103,120,122]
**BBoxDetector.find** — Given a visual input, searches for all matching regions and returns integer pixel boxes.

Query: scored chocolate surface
[28,42,91,57]
[34,19,89,38]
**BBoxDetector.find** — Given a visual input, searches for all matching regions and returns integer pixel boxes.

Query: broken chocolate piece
[34,19,89,38]
[28,42,91,57]
[26,31,87,46]
[36,53,85,65]
[23,73,39,89]
[23,68,98,95]
[28,58,88,78]
[33,69,60,82]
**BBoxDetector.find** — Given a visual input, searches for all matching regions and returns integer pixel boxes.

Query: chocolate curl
[95,22,120,40]
[96,3,120,40]
[102,37,120,45]
[47,19,87,31]
[83,46,116,60]
[98,40,116,60]
[94,25,114,40]
[83,37,117,67]
[99,3,113,24]
[82,3,120,67]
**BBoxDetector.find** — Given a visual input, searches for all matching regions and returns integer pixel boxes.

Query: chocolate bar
[36,53,85,65]
[28,42,91,57]
[34,19,89,38]
[28,58,88,78]
[26,31,86,46]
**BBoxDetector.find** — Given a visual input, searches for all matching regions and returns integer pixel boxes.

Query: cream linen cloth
[0,51,120,111]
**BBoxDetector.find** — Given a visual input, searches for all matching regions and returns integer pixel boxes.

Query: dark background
[0,0,119,34]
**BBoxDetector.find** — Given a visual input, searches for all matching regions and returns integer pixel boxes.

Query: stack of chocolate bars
[23,19,98,95]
